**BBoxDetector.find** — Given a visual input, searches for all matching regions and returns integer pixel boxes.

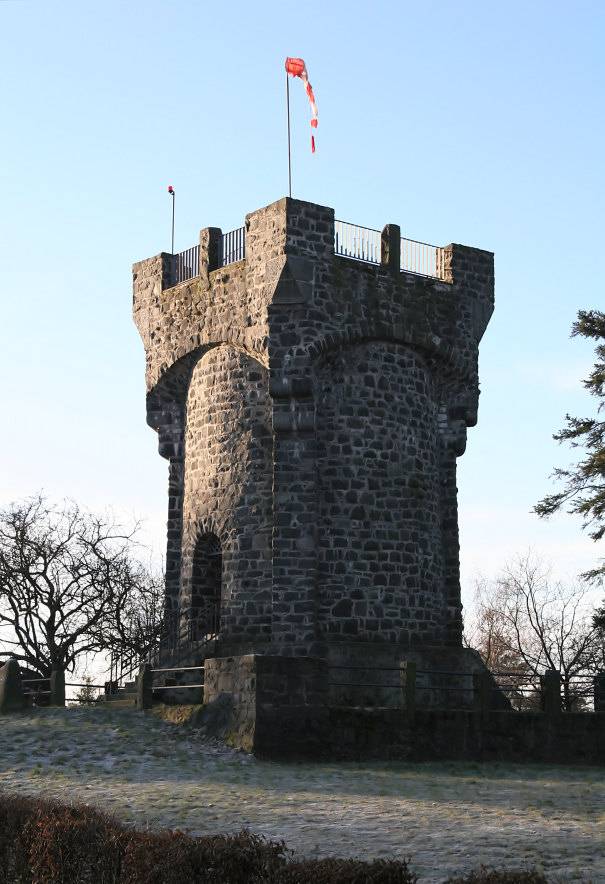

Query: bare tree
[0,494,164,678]
[465,552,602,711]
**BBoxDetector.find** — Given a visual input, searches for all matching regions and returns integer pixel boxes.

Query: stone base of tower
[203,655,331,757]
[200,652,605,764]
[201,647,501,759]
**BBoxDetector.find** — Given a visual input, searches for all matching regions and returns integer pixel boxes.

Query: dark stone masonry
[133,196,497,756]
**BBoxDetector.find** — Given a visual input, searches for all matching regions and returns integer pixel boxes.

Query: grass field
[0,705,602,883]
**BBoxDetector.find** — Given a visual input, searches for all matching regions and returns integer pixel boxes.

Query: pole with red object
[168,186,175,254]
[286,75,292,197]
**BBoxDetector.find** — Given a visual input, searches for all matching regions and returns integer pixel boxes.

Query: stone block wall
[316,342,443,644]
[328,707,605,765]
[133,196,494,662]
[204,654,330,756]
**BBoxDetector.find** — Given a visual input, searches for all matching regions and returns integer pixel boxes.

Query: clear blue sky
[2,0,604,609]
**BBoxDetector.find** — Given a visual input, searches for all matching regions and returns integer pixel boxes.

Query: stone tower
[133,197,494,754]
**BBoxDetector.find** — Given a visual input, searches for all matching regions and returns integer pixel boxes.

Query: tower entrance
[191,532,222,635]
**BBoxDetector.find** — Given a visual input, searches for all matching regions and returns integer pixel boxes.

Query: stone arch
[149,342,269,419]
[307,322,448,367]
[147,342,270,616]
[307,324,477,404]
[180,344,274,643]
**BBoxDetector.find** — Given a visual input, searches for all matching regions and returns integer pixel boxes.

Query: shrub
[120,828,288,884]
[0,792,35,883]
[0,793,419,883]
[24,800,123,883]
[444,867,548,883]
[0,793,552,884]
[271,856,418,882]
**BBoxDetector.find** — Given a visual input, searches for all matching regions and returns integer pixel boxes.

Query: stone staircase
[107,604,220,706]
[150,641,214,705]
[103,680,137,706]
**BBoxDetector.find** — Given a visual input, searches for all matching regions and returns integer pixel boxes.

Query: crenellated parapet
[133,199,493,400]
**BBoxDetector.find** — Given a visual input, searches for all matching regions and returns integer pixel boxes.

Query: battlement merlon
[132,197,494,427]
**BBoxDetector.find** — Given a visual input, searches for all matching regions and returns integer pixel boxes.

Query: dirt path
[0,706,603,882]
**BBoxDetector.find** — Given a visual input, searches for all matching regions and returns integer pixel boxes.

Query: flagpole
[286,73,292,198]
[170,189,175,254]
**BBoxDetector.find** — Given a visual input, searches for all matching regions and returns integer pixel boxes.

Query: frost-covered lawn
[0,705,602,883]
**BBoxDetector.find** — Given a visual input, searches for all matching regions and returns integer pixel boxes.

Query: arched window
[191,533,222,636]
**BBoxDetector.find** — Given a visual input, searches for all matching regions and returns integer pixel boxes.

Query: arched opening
[191,533,222,638]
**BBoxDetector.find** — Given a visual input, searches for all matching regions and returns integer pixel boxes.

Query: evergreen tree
[535,310,605,583]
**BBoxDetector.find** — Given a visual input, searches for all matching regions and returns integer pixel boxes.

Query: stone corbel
[146,395,185,460]
[437,400,476,456]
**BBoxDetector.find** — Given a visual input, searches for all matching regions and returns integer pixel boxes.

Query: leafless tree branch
[464,551,602,710]
[0,494,164,678]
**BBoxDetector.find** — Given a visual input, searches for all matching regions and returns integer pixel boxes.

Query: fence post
[400,661,416,723]
[0,659,25,713]
[593,672,605,712]
[136,663,153,710]
[381,224,401,274]
[473,671,491,719]
[540,669,561,716]
[49,669,65,707]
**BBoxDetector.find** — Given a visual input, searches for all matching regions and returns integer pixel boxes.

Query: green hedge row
[0,793,548,884]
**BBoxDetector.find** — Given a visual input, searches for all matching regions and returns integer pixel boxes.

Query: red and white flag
[285,57,318,153]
